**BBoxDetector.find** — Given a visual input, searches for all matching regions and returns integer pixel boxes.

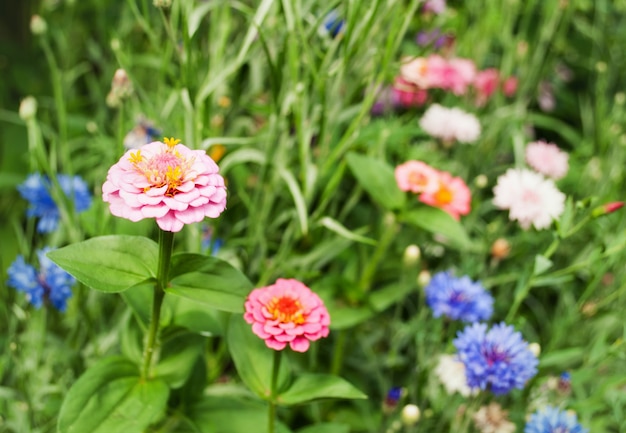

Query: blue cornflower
[18,173,92,233]
[7,247,75,312]
[453,322,538,395]
[525,406,588,433]
[201,225,223,256]
[425,271,493,322]
[321,10,345,38]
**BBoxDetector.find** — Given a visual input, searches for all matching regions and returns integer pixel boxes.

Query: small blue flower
[18,173,92,233]
[425,271,493,322]
[453,322,538,395]
[201,225,223,256]
[321,10,345,38]
[525,406,588,433]
[7,247,75,311]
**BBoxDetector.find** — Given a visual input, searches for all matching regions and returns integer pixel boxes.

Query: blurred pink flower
[419,104,481,144]
[392,77,429,108]
[395,160,440,194]
[399,57,431,89]
[493,168,565,230]
[525,140,569,180]
[244,278,330,352]
[473,68,500,106]
[419,171,471,220]
[502,76,518,97]
[427,56,476,95]
[423,0,446,14]
[102,137,227,232]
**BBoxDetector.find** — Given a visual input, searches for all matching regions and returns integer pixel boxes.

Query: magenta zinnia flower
[102,137,226,232]
[244,278,330,352]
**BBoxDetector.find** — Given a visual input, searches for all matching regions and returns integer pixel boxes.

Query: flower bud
[153,0,172,8]
[490,238,511,260]
[474,174,488,189]
[417,270,431,287]
[528,342,541,357]
[19,96,38,121]
[30,15,47,35]
[106,69,133,108]
[403,245,421,267]
[592,201,624,218]
[401,404,421,426]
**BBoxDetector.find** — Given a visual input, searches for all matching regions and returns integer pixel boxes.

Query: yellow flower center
[434,184,453,205]
[129,137,194,196]
[267,296,305,324]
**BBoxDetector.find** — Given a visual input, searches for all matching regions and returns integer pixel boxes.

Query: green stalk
[358,214,398,292]
[268,350,282,433]
[141,229,175,380]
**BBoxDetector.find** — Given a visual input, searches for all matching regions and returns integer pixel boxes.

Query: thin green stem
[268,350,282,433]
[358,214,398,292]
[141,229,175,380]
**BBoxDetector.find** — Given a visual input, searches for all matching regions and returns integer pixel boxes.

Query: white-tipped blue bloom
[525,406,588,433]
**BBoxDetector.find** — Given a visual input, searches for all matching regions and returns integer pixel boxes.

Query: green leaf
[533,255,553,276]
[539,348,585,369]
[226,315,290,399]
[279,167,309,236]
[318,217,377,246]
[168,295,227,336]
[402,207,474,251]
[57,357,169,433]
[154,329,205,388]
[346,152,405,210]
[278,373,367,405]
[369,283,415,312]
[177,395,292,433]
[47,235,158,293]
[165,253,253,313]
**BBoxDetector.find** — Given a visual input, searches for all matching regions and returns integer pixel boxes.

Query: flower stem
[141,229,175,380]
[268,350,282,433]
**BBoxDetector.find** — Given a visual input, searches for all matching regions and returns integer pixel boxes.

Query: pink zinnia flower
[102,137,227,232]
[473,68,500,106]
[419,104,481,144]
[419,171,471,220]
[244,278,330,352]
[525,140,569,180]
[493,168,565,230]
[395,160,439,194]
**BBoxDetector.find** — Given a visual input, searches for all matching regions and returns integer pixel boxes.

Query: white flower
[419,104,481,144]
[434,354,474,397]
[473,402,516,433]
[493,168,565,230]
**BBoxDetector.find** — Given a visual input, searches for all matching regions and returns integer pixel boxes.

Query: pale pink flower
[525,140,569,180]
[493,168,565,230]
[395,161,440,194]
[423,0,446,15]
[473,402,516,433]
[244,278,330,352]
[419,171,471,220]
[102,137,227,232]
[473,68,500,106]
[399,57,431,89]
[419,104,481,144]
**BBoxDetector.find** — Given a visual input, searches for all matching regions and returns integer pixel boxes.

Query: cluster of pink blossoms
[395,160,471,220]
[389,55,518,110]
[244,278,330,352]
[102,137,227,232]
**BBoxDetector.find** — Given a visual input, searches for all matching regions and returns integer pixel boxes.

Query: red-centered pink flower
[419,171,471,220]
[395,160,440,194]
[427,55,476,95]
[102,137,226,232]
[244,278,330,352]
